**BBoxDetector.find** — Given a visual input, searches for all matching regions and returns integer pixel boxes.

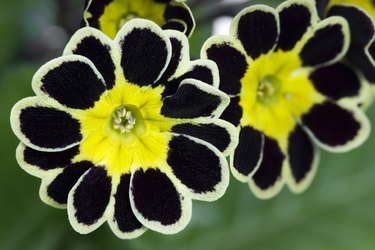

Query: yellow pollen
[256,75,281,105]
[112,106,136,134]
[257,79,275,100]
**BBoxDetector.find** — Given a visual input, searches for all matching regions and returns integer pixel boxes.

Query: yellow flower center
[109,105,147,143]
[239,50,324,148]
[99,0,166,39]
[71,82,177,177]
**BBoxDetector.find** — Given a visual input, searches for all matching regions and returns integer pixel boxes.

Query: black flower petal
[277,0,317,51]
[309,62,361,101]
[232,5,279,59]
[161,80,229,119]
[156,30,189,86]
[220,96,243,127]
[109,174,145,239]
[64,28,117,89]
[232,126,264,182]
[202,38,248,96]
[69,167,112,234]
[328,5,374,50]
[32,56,106,109]
[250,136,285,199]
[116,21,171,87]
[166,134,229,200]
[302,101,370,152]
[286,125,319,193]
[11,98,82,151]
[171,120,236,155]
[162,60,219,97]
[300,17,349,67]
[42,161,93,207]
[163,1,195,37]
[130,168,191,234]
[16,143,79,178]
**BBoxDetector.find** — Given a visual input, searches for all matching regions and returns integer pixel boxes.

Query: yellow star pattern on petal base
[239,49,324,149]
[71,81,177,177]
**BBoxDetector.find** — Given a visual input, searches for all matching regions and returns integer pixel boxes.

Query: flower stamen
[113,106,136,134]
[256,75,281,105]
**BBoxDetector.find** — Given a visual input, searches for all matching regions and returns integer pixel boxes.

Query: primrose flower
[202,0,371,199]
[316,0,375,100]
[82,0,195,39]
[10,19,237,238]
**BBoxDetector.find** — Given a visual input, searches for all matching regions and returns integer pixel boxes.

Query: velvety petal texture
[68,167,112,234]
[130,168,191,234]
[276,0,318,51]
[32,56,107,109]
[109,174,145,239]
[161,80,229,119]
[202,0,370,199]
[41,162,93,208]
[11,97,82,152]
[64,27,117,89]
[299,17,349,67]
[115,21,172,87]
[231,5,279,59]
[231,126,264,182]
[10,19,236,238]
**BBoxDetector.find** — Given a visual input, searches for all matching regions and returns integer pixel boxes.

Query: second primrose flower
[202,0,371,199]
[10,19,237,238]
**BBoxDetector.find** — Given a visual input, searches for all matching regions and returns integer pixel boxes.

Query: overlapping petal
[161,79,229,119]
[63,27,118,89]
[316,1,375,105]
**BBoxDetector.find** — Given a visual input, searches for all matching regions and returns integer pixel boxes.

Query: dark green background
[1,0,375,249]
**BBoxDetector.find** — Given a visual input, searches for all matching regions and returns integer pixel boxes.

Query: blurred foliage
[1,0,375,249]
